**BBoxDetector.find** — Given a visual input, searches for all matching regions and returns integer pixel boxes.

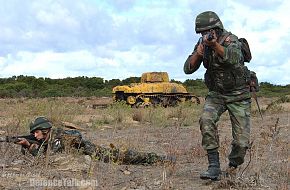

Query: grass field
[0,96,289,189]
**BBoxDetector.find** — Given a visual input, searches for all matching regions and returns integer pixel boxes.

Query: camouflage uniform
[184,11,251,173]
[22,127,164,165]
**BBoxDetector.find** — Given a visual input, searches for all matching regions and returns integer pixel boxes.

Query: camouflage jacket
[184,30,251,102]
[22,127,96,157]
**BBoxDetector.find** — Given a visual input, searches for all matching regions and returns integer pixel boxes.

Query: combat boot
[200,149,221,180]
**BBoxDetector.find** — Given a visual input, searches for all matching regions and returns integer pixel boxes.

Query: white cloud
[0,51,96,78]
[0,0,289,85]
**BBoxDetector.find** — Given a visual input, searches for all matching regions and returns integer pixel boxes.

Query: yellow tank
[112,72,200,107]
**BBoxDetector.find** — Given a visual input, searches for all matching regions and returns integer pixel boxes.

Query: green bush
[0,75,289,98]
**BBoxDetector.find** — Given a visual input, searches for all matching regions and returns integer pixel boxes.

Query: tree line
[0,75,289,98]
[0,75,141,98]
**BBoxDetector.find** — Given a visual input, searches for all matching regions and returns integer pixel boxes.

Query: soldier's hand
[196,43,204,57]
[203,36,217,47]
[16,138,30,147]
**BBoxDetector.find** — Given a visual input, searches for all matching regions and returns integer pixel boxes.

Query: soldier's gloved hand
[16,138,30,147]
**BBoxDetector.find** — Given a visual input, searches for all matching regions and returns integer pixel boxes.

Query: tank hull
[112,82,200,107]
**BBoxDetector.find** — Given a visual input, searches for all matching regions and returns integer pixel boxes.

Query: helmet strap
[42,129,51,142]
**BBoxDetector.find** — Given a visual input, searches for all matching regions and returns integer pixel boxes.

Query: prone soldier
[2,116,175,165]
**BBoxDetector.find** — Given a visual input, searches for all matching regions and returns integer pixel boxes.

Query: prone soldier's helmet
[30,116,52,133]
[195,11,224,33]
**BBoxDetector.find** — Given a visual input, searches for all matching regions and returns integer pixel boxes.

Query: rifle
[250,86,263,120]
[199,30,214,64]
[249,71,263,119]
[0,135,40,145]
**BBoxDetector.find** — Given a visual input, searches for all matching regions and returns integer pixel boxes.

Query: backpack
[237,38,259,92]
[239,38,252,63]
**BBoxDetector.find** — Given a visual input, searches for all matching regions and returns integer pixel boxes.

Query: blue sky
[0,0,289,85]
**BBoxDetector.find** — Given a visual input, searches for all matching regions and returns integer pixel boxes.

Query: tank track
[135,93,200,107]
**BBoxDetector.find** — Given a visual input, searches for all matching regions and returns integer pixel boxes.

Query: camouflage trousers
[76,139,162,165]
[94,146,161,165]
[199,94,251,166]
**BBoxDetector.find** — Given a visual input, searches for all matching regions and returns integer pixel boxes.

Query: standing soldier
[184,11,251,180]
[14,116,175,165]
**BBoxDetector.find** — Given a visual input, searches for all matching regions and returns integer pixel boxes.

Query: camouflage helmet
[30,116,52,133]
[195,11,224,33]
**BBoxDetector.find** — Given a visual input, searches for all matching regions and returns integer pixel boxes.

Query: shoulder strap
[218,32,231,45]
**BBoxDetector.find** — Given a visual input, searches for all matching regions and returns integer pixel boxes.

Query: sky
[0,0,289,85]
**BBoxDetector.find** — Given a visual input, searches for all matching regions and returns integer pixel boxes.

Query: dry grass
[0,97,289,189]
